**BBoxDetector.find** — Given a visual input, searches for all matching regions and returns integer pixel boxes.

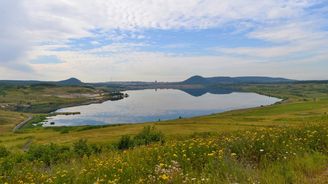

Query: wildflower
[260,149,264,152]
[160,174,169,180]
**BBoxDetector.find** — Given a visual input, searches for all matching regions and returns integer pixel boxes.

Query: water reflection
[179,88,234,97]
[43,88,280,126]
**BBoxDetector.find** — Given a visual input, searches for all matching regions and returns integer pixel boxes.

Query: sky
[0,0,328,82]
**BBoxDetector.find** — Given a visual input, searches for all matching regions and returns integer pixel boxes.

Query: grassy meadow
[0,84,109,113]
[0,83,327,183]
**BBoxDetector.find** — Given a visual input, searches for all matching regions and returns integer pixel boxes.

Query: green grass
[0,85,114,133]
[0,125,327,183]
[0,85,108,113]
[0,110,27,133]
[0,83,327,147]
[19,114,47,129]
[0,82,328,183]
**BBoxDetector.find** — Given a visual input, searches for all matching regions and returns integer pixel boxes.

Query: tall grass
[117,126,165,150]
[0,125,327,183]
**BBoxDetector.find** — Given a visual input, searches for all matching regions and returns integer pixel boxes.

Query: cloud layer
[0,0,327,81]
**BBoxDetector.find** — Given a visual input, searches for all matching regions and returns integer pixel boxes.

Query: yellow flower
[207,152,215,157]
[160,174,169,180]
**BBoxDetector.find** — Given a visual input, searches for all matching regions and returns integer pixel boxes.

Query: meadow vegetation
[0,83,327,183]
[0,125,327,183]
[0,85,108,113]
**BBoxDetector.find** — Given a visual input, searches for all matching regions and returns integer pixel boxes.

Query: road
[13,115,33,132]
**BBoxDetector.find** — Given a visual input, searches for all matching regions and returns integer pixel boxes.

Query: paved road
[13,115,33,132]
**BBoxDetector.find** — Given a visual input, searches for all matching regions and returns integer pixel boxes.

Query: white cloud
[213,18,328,66]
[26,48,327,82]
[24,0,317,31]
[0,0,327,80]
[249,21,327,43]
[3,0,318,45]
[215,37,328,59]
[0,0,31,69]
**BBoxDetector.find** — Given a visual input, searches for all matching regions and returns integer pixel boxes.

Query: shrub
[134,126,165,145]
[0,146,10,158]
[117,126,165,150]
[60,128,70,134]
[27,143,71,166]
[117,135,134,150]
[73,139,91,157]
[90,144,102,154]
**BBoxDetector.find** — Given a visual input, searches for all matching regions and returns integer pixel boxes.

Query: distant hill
[57,78,83,86]
[180,87,234,97]
[3,76,326,88]
[0,78,83,86]
[183,75,295,84]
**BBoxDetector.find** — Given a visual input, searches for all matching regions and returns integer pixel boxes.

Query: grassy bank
[0,83,328,148]
[0,125,327,183]
[0,85,113,114]
[0,110,27,133]
[0,83,327,183]
[0,85,119,133]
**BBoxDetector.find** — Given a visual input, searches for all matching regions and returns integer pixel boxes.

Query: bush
[90,144,102,154]
[27,143,71,166]
[117,135,134,150]
[117,126,165,150]
[134,126,165,145]
[0,146,10,158]
[73,139,91,157]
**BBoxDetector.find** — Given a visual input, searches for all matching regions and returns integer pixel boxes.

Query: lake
[42,89,281,126]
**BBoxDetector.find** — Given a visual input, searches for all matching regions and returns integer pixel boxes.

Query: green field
[0,85,112,113]
[0,83,327,183]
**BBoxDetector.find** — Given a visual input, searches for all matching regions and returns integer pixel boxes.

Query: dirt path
[13,115,32,132]
[22,139,33,151]
[309,168,328,184]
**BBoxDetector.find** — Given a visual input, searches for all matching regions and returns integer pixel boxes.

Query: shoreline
[39,93,283,129]
[12,94,126,132]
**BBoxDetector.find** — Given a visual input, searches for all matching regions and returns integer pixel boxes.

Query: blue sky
[0,0,328,82]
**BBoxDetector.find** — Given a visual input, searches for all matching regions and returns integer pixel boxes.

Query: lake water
[42,89,280,126]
